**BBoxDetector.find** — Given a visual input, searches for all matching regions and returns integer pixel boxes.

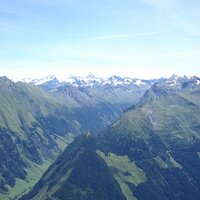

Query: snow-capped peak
[86,72,96,79]
[33,75,57,85]
[134,79,146,86]
[15,73,150,88]
[63,75,148,87]
[16,75,58,85]
[64,74,103,87]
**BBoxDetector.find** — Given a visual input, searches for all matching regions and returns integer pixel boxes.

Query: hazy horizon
[1,71,199,83]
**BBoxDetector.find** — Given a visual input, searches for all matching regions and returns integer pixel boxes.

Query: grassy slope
[97,150,147,200]
[0,81,65,135]
[0,79,76,199]
[0,160,51,200]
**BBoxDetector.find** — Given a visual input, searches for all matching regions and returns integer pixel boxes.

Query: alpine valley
[1,74,200,200]
[0,74,156,199]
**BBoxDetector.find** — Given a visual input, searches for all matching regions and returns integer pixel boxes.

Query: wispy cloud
[90,31,166,40]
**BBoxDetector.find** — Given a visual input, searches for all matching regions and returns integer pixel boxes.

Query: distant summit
[14,73,159,88]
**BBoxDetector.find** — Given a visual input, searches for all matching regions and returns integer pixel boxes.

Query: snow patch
[33,75,57,85]
[169,81,176,86]
[134,79,146,86]
[15,75,57,85]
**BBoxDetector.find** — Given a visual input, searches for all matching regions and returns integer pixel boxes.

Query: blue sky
[0,0,200,79]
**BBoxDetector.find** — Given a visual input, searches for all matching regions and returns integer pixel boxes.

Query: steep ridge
[20,134,126,200]
[98,76,200,200]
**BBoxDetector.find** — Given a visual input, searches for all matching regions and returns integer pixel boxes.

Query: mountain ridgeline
[0,75,153,199]
[21,75,200,200]
[36,74,158,134]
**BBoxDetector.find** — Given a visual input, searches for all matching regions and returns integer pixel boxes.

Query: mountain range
[1,74,200,200]
[20,75,200,200]
[0,74,156,199]
[18,74,159,134]
[16,73,156,88]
